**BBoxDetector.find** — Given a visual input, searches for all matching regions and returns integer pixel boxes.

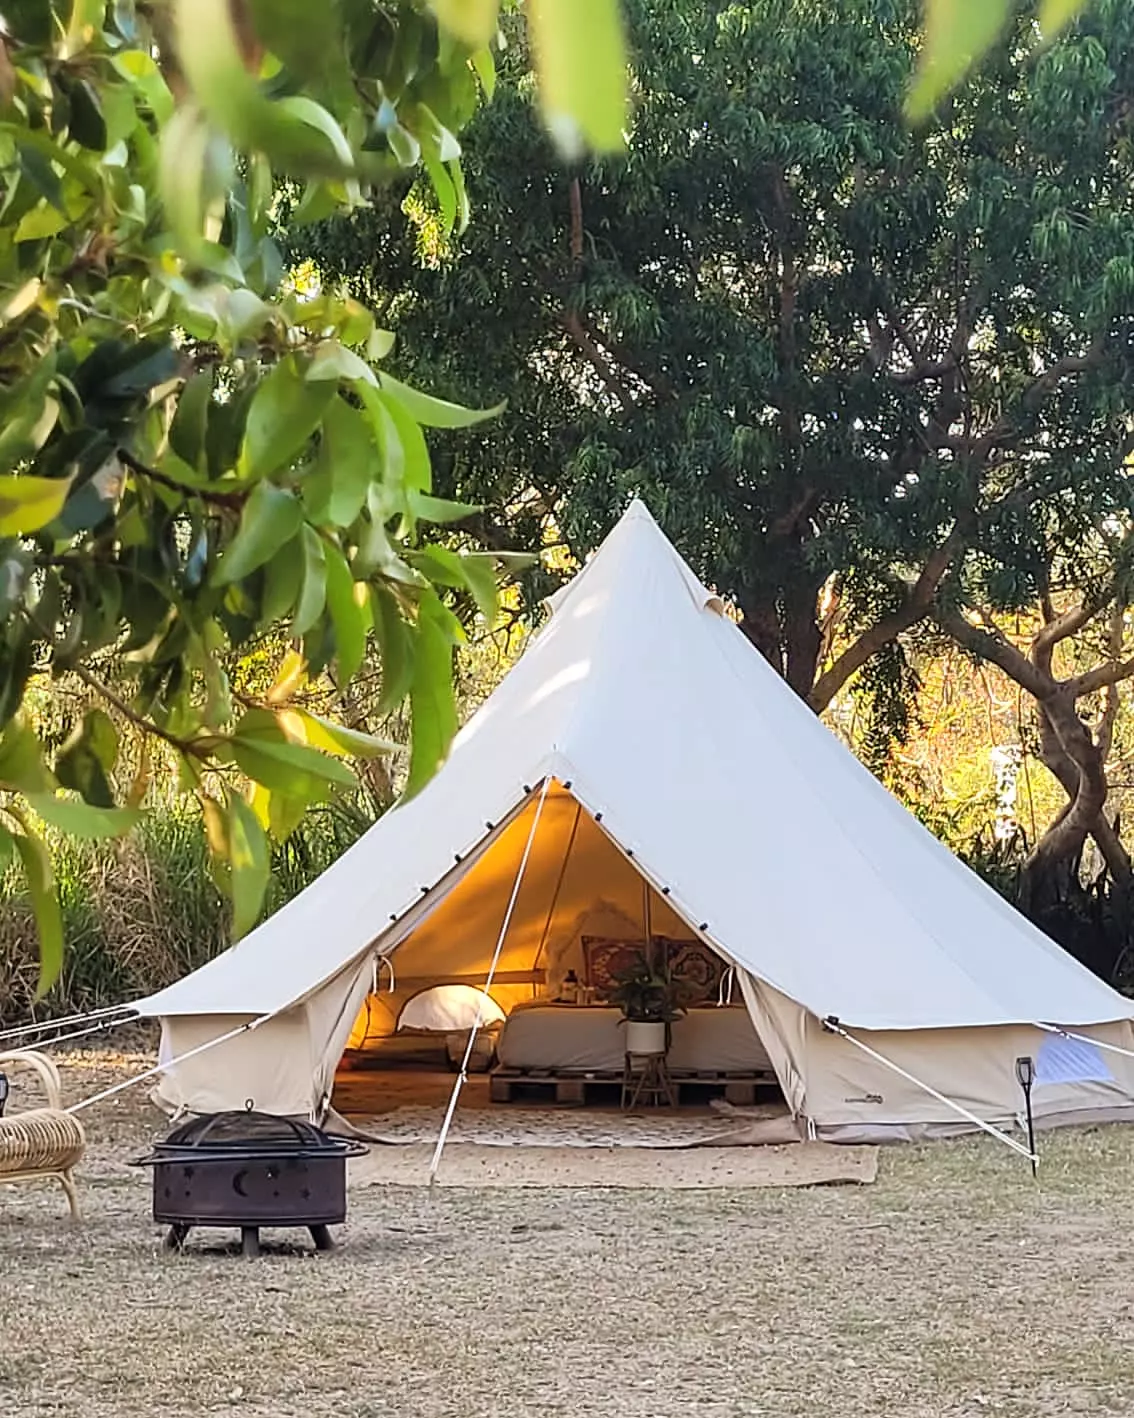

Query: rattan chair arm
[0,1049,64,1111]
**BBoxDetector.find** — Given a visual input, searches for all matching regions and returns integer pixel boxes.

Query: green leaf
[214,481,304,585]
[261,539,304,622]
[411,544,498,622]
[428,0,499,47]
[158,102,231,258]
[12,825,63,997]
[0,718,53,795]
[0,474,73,536]
[404,590,458,800]
[372,584,414,715]
[528,0,628,157]
[303,395,375,528]
[379,372,504,429]
[407,490,482,526]
[306,342,378,387]
[15,204,68,242]
[111,50,175,125]
[423,153,457,233]
[169,369,214,471]
[455,552,500,623]
[376,388,431,492]
[173,0,357,177]
[231,732,357,798]
[906,0,1013,121]
[238,357,336,480]
[64,0,107,58]
[470,47,497,101]
[323,543,369,684]
[28,794,141,840]
[281,708,396,759]
[56,709,119,808]
[227,794,270,939]
[1037,0,1086,38]
[294,525,329,635]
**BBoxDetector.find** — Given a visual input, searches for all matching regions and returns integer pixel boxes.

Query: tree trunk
[1020,688,1114,910]
[1032,702,1134,894]
[739,592,785,679]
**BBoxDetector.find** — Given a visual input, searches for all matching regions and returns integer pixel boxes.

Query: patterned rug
[351,1100,795,1150]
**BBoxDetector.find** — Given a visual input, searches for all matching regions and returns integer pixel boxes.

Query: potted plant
[608,951,686,1056]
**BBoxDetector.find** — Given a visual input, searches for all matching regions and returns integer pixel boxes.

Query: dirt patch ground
[3,1051,1134,1417]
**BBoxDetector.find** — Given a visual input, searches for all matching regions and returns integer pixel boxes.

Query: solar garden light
[1015,1055,1037,1177]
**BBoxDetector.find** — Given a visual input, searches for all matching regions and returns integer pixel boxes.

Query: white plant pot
[625,1020,667,1056]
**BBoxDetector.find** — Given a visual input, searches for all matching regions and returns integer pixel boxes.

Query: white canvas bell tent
[131,501,1134,1143]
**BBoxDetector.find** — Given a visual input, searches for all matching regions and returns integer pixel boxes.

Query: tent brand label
[844,1094,884,1105]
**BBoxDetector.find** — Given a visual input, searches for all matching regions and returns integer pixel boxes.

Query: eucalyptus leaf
[227,793,270,938]
[12,825,63,997]
[239,358,336,480]
[323,542,369,685]
[403,590,459,800]
[214,482,304,585]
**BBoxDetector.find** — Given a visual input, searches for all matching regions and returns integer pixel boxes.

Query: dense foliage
[296,0,1134,891]
[0,0,539,992]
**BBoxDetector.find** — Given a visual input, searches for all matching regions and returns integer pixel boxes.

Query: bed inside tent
[332,780,780,1111]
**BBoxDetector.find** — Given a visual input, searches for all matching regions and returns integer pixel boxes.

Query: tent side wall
[799,1009,1134,1141]
[155,1009,318,1117]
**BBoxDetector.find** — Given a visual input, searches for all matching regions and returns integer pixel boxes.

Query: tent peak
[547,496,725,619]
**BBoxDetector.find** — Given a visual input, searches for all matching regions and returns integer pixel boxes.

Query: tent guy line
[1037,1022,1134,1063]
[66,1013,278,1115]
[823,1019,1037,1162]
[16,1015,140,1052]
[0,1003,137,1045]
[429,779,552,1183]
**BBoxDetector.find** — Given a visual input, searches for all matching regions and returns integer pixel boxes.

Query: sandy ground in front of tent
[4,1050,1134,1418]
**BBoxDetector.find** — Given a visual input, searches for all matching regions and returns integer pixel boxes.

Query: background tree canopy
[0,0,531,991]
[294,0,1134,910]
[0,0,1110,1003]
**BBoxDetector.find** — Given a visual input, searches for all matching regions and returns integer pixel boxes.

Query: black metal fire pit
[133,1111,368,1257]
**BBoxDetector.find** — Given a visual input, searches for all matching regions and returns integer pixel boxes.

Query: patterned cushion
[581,937,647,999]
[580,935,727,1005]
[661,937,727,1006]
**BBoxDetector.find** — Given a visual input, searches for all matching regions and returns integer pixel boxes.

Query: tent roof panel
[134,501,1134,1031]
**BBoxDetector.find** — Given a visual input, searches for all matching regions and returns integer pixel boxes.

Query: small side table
[621,1052,677,1109]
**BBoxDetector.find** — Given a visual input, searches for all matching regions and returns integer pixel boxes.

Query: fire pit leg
[240,1226,261,1258]
[163,1223,191,1252]
[309,1224,334,1252]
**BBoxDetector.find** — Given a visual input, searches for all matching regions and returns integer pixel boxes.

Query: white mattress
[496,1004,772,1074]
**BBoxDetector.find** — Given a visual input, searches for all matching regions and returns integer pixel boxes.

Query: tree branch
[1069,655,1134,698]
[809,527,965,712]
[932,603,1050,700]
[560,312,636,409]
[118,448,244,511]
[68,662,207,759]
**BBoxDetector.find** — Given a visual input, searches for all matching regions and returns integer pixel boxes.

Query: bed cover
[495,1004,772,1074]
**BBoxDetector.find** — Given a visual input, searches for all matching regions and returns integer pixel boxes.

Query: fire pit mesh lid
[166,1111,334,1152]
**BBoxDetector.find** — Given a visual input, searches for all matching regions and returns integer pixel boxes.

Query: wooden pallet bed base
[488,1066,778,1107]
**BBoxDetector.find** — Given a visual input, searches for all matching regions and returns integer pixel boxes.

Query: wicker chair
[0,1050,85,1220]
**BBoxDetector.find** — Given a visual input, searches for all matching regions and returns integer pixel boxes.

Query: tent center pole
[428,779,553,1186]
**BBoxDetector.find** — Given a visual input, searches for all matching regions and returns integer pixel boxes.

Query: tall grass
[0,799,374,1026]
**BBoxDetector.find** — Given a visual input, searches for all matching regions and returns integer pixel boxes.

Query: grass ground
[2,1052,1134,1418]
